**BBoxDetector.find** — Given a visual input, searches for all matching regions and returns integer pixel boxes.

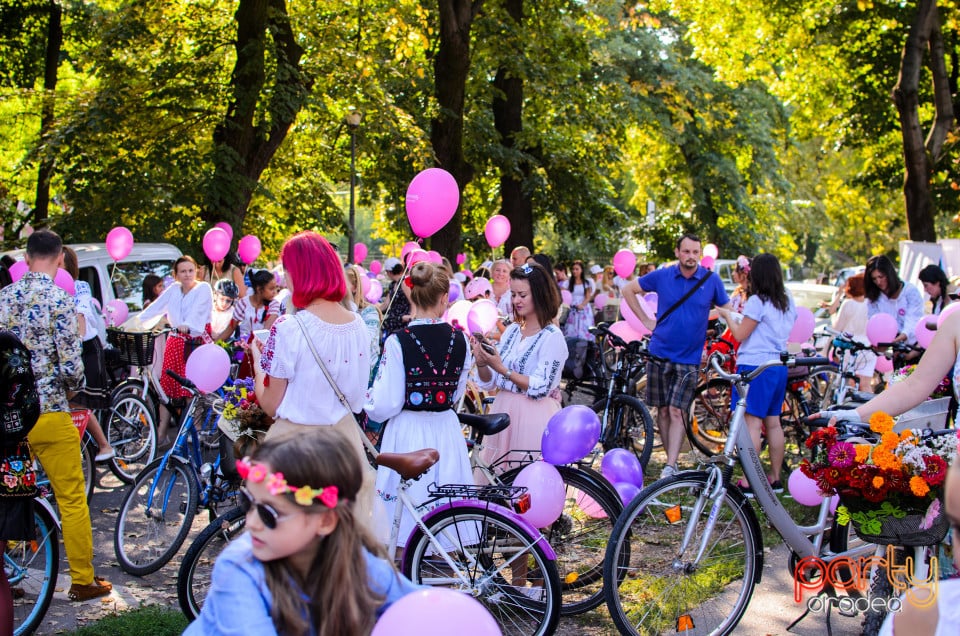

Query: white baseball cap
[383,257,403,274]
[589,264,603,275]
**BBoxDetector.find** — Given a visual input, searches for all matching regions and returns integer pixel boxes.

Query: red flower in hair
[404,276,414,288]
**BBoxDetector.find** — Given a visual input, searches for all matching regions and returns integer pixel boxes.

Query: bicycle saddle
[376,449,440,481]
[458,412,510,437]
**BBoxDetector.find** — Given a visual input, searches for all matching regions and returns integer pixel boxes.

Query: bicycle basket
[894,397,951,433]
[70,409,91,438]
[842,497,948,546]
[107,329,157,366]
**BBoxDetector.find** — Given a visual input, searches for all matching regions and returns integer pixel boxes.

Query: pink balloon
[700,255,716,270]
[447,300,472,329]
[8,260,26,282]
[788,469,823,506]
[370,260,382,275]
[645,292,658,313]
[466,299,499,335]
[612,249,636,278]
[576,488,609,519]
[237,235,261,264]
[203,228,231,262]
[609,320,646,343]
[372,588,500,636]
[104,299,128,327]
[407,249,429,266]
[938,302,960,327]
[462,269,473,280]
[619,296,652,335]
[456,253,466,265]
[105,226,134,261]
[54,268,75,296]
[594,293,609,310]
[360,274,372,296]
[703,243,719,259]
[875,355,893,373]
[512,461,565,528]
[561,289,573,305]
[484,215,511,249]
[214,222,234,240]
[427,250,443,264]
[915,317,936,349]
[184,343,231,393]
[788,306,816,344]
[401,241,420,261]
[405,168,460,238]
[354,243,368,264]
[866,313,898,346]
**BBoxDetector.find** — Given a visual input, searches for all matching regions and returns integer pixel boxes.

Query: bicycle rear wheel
[686,379,734,457]
[114,456,198,575]
[807,365,841,410]
[105,395,158,483]
[178,506,246,620]
[592,394,655,471]
[604,471,762,636]
[9,501,59,636]
[402,506,562,636]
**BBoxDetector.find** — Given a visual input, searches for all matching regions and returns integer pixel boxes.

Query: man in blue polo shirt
[622,234,730,477]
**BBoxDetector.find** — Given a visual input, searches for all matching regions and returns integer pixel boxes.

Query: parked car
[3,242,182,311]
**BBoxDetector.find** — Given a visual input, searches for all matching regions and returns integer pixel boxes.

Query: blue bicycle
[6,493,60,635]
[113,370,238,575]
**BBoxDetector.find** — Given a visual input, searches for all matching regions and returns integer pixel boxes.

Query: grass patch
[65,605,188,636]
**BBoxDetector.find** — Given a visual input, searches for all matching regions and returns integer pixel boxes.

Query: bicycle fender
[36,496,62,532]
[724,484,764,585]
[417,499,557,561]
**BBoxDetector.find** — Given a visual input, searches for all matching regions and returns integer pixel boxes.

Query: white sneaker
[660,464,678,479]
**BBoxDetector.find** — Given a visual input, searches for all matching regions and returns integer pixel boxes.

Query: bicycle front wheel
[178,506,246,620]
[9,501,59,636]
[592,394,655,471]
[686,379,734,457]
[114,456,199,575]
[105,394,158,483]
[604,472,761,636]
[402,506,562,636]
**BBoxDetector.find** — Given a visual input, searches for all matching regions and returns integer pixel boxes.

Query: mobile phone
[473,332,497,355]
[253,329,270,344]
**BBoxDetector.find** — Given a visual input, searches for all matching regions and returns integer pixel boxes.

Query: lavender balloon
[541,405,601,465]
[614,481,641,505]
[601,448,644,488]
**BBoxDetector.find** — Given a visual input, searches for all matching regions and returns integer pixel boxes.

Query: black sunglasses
[239,487,284,529]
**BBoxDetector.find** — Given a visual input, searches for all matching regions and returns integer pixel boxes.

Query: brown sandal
[68,576,112,602]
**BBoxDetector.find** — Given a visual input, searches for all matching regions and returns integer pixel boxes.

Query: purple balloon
[541,405,601,465]
[601,448,644,488]
[614,481,641,505]
[448,281,461,302]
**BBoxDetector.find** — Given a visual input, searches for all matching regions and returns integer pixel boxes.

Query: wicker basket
[843,497,948,546]
[106,329,157,367]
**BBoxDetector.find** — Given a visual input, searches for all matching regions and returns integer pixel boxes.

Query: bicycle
[7,490,61,635]
[602,351,879,635]
[113,370,237,576]
[177,505,245,620]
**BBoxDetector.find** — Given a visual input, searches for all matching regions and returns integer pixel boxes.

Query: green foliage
[66,604,188,636]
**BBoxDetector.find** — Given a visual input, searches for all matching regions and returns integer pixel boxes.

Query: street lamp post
[345,110,362,266]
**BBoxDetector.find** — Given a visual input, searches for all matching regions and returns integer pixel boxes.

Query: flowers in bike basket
[891,365,952,399]
[800,411,956,537]
[217,377,272,444]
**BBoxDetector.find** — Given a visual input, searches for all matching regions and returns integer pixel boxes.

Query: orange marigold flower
[872,476,885,488]
[900,430,914,443]
[855,445,871,463]
[910,476,930,497]
[869,412,895,434]
[880,432,899,449]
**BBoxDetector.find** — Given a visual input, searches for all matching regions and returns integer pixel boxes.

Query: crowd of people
[3,226,960,634]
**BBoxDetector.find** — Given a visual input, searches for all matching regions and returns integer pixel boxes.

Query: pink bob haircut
[280,231,346,308]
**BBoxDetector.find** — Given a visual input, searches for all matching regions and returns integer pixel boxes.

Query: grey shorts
[645,360,699,410]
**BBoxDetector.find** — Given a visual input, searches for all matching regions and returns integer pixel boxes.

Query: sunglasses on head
[518,263,534,276]
[239,487,285,529]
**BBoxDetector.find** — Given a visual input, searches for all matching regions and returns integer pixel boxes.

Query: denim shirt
[184,533,420,635]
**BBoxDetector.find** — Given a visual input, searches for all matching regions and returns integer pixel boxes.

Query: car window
[78,267,103,307]
[111,260,176,312]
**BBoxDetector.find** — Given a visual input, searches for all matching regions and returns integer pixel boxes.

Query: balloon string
[110,261,117,283]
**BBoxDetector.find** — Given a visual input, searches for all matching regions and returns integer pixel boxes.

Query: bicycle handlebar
[708,352,830,383]
[164,369,198,392]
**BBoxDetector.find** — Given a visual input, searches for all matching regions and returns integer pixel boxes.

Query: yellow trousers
[28,412,95,586]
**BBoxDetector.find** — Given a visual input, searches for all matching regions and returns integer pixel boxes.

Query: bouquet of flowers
[890,365,952,399]
[800,412,956,545]
[217,378,272,450]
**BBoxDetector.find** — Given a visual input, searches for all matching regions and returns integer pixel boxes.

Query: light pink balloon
[915,317,936,349]
[371,588,500,636]
[619,296,652,334]
[360,274,372,296]
[237,235,261,264]
[401,241,420,261]
[354,243,368,264]
[938,302,960,327]
[407,249,429,266]
[214,222,234,240]
[594,293,609,310]
[105,226,134,261]
[427,250,443,264]
[866,313,898,346]
[608,320,646,343]
[203,228,231,262]
[561,289,573,305]
[104,299,129,327]
[645,292,658,313]
[512,461,565,528]
[467,299,499,335]
[703,243,719,259]
[787,469,822,506]
[462,269,473,280]
[456,253,466,265]
[54,268,75,296]
[8,260,27,282]
[370,260,382,275]
[875,355,894,373]
[484,215,511,249]
[185,343,231,393]
[788,306,816,343]
[612,249,636,278]
[405,168,460,238]
[700,255,716,270]
[447,300,472,329]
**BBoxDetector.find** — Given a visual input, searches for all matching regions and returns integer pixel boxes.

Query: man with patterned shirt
[0,230,112,601]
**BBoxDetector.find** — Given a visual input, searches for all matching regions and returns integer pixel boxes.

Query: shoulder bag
[652,270,712,327]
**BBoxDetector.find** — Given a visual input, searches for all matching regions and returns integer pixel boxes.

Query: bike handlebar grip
[794,357,830,367]
[165,369,196,389]
[804,416,833,429]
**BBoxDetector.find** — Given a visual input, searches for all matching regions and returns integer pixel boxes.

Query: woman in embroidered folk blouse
[364,261,474,546]
[472,262,569,467]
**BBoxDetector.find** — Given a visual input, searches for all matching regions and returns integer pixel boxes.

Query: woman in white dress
[364,261,473,546]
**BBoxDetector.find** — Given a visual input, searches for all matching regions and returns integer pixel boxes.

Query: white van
[4,242,182,311]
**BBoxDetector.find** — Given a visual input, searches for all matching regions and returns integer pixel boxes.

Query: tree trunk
[32,0,62,228]
[891,0,953,243]
[203,0,311,234]
[493,0,533,257]
[428,0,482,261]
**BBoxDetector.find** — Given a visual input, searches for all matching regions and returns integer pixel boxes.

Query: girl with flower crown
[185,428,419,636]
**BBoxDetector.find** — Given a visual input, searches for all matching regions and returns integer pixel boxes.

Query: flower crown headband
[736,255,751,273]
[236,457,340,508]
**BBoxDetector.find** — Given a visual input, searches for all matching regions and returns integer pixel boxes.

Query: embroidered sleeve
[476,324,519,391]
[259,317,289,378]
[524,327,568,399]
